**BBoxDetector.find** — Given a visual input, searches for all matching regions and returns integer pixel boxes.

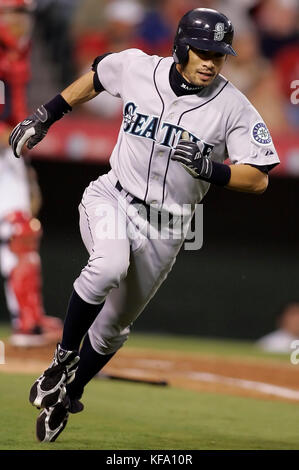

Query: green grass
[0,373,298,450]
[126,332,290,362]
[0,324,294,449]
[0,324,10,341]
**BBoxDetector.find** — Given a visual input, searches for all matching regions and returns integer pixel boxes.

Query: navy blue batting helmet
[173,8,237,64]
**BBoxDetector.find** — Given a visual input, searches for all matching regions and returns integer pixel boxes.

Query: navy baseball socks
[66,333,116,400]
[61,289,104,351]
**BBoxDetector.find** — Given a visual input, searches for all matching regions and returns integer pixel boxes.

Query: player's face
[177,48,226,87]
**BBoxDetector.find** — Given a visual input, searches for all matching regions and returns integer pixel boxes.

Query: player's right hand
[9,106,51,158]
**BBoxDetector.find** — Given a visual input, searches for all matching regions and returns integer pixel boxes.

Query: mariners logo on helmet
[214,23,225,42]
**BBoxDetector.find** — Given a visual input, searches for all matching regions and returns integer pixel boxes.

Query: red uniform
[0,20,30,125]
[0,0,62,345]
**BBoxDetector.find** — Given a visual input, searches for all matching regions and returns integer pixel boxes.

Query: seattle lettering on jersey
[123,101,214,158]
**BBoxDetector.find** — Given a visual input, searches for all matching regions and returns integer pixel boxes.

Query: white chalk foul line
[188,372,299,401]
[106,366,299,401]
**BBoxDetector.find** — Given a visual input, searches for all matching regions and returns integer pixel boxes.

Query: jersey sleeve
[225,98,280,170]
[93,48,146,98]
[92,53,112,92]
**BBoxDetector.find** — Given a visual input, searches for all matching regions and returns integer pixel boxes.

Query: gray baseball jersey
[74,49,280,354]
[94,48,279,212]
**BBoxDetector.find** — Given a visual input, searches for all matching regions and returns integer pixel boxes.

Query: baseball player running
[9,8,279,442]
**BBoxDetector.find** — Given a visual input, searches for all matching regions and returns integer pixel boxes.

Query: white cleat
[29,343,80,409]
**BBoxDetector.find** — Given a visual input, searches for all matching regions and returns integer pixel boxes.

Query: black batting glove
[9,106,53,158]
[171,131,212,179]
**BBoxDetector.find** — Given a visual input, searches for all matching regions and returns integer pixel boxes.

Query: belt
[115,180,173,225]
[115,181,147,208]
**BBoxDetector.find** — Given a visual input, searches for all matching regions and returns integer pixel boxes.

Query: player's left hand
[171,131,212,179]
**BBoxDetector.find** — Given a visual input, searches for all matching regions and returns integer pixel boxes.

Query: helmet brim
[186,37,237,56]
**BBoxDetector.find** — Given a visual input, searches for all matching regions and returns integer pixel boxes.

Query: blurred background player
[0,0,62,346]
[257,302,299,353]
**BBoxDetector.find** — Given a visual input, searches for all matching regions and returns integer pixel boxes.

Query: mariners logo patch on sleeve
[252,122,272,145]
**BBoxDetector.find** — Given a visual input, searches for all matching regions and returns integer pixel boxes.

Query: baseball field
[0,324,299,450]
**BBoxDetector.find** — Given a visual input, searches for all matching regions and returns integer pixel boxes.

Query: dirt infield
[1,342,299,404]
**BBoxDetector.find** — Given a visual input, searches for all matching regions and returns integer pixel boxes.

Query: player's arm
[172,131,269,195]
[9,71,99,158]
[226,164,268,194]
[61,71,99,106]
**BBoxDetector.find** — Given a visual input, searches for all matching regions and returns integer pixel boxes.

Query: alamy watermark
[184,204,203,251]
[290,80,299,105]
[0,341,5,364]
[92,201,203,251]
[290,340,299,365]
[0,80,5,105]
